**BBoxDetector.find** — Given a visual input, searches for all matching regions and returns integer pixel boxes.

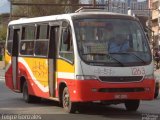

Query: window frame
[34,24,49,57]
[73,18,151,66]
[6,26,14,55]
[18,23,49,58]
[19,24,36,56]
[59,22,74,64]
[13,20,68,59]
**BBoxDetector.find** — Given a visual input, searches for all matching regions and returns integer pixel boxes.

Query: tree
[0,25,7,41]
[11,0,80,19]
[0,14,7,41]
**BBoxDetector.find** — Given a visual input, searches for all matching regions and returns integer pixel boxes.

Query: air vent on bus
[99,76,143,82]
[98,87,145,93]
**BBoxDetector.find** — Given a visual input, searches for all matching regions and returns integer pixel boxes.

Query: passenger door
[48,22,60,97]
[12,28,20,90]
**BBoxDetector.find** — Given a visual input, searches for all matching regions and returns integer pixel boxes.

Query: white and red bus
[5,9,155,113]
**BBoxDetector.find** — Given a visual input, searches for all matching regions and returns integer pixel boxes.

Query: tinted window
[74,18,151,66]
[20,25,35,55]
[35,41,48,56]
[20,41,34,55]
[7,27,14,54]
[59,27,73,62]
[22,26,35,40]
[35,24,49,56]
[38,25,49,39]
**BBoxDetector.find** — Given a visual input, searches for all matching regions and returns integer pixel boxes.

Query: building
[0,13,10,26]
[148,0,153,9]
[127,0,138,7]
[80,0,149,33]
[0,13,9,54]
[129,0,150,40]
[106,0,149,38]
[130,1,149,16]
[107,0,128,14]
[151,0,160,49]
[102,0,149,15]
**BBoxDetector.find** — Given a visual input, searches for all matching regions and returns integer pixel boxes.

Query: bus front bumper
[68,79,155,102]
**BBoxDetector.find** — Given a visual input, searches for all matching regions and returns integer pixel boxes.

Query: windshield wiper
[82,52,125,66]
[110,52,147,64]
[107,53,125,66]
[129,52,147,64]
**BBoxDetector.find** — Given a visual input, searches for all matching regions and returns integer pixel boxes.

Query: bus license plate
[114,94,128,99]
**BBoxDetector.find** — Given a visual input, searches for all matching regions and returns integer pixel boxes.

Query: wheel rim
[63,90,70,109]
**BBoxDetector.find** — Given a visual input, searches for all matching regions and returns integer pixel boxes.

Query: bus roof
[9,12,136,26]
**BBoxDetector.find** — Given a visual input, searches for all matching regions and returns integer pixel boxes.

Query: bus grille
[98,88,145,92]
[99,76,143,82]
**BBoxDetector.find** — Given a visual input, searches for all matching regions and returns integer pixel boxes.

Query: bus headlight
[76,75,98,80]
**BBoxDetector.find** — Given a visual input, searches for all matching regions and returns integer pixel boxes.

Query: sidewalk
[0,61,5,78]
[154,68,160,80]
[0,61,4,69]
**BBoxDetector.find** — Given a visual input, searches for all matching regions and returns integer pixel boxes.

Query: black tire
[62,87,77,113]
[124,100,140,111]
[23,81,41,103]
[154,83,159,99]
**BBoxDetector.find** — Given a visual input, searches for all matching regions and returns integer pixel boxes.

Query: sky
[0,0,146,14]
[0,0,10,14]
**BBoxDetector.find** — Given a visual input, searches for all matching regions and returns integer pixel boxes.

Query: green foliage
[12,0,80,18]
[0,16,2,24]
[0,25,7,41]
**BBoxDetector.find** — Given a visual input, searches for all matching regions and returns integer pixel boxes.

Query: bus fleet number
[131,67,145,75]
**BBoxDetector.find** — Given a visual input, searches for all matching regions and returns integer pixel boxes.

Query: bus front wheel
[124,100,140,111]
[62,87,77,113]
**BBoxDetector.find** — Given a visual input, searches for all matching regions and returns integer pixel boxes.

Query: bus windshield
[74,18,152,66]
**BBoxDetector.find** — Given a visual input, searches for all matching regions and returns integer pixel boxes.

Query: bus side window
[7,27,14,54]
[59,28,73,62]
[35,24,49,57]
[20,26,35,55]
[20,41,34,55]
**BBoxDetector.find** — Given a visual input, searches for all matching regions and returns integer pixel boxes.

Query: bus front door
[11,28,20,90]
[48,25,60,97]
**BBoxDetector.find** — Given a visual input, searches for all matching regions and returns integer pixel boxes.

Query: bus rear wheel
[23,81,41,103]
[124,100,140,111]
[62,87,77,113]
[23,81,32,103]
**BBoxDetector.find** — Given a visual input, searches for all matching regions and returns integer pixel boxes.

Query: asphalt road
[0,76,160,120]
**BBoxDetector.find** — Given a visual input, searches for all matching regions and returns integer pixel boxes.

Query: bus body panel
[57,61,155,101]
[18,57,50,98]
[58,79,155,102]
[5,51,14,90]
[79,60,154,78]
[5,55,76,99]
[55,59,75,97]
